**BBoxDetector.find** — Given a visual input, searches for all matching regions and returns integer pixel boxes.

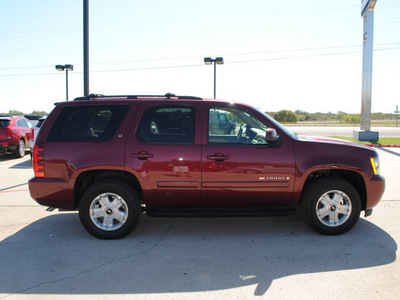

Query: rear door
[201,104,296,208]
[125,101,202,208]
[16,118,32,146]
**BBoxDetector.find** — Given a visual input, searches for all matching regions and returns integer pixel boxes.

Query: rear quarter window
[47,105,129,142]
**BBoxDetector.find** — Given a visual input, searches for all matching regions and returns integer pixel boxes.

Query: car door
[201,104,296,208]
[125,101,202,208]
[16,119,32,146]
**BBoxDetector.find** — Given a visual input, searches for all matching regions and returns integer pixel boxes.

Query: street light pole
[213,61,217,99]
[83,0,89,97]
[204,57,224,99]
[55,64,74,101]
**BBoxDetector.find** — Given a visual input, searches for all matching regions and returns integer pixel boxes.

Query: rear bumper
[365,174,385,210]
[29,177,75,210]
[0,144,17,153]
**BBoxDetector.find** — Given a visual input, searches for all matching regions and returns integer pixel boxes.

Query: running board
[144,207,295,218]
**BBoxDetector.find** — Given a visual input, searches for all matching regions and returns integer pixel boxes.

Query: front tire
[79,180,141,239]
[301,177,361,235]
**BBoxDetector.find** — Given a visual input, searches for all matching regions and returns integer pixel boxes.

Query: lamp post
[204,57,224,99]
[55,64,74,101]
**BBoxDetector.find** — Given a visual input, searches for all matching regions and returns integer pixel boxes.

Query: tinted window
[0,120,11,127]
[137,106,195,143]
[16,119,29,128]
[47,105,128,142]
[209,107,268,145]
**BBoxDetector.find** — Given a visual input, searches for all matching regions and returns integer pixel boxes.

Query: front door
[201,105,296,208]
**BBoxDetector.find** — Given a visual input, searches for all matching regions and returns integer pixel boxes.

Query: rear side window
[0,120,11,127]
[16,119,29,128]
[47,105,128,142]
[137,106,195,143]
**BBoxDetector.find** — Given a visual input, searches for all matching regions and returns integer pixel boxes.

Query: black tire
[301,177,361,235]
[79,180,141,239]
[14,139,26,158]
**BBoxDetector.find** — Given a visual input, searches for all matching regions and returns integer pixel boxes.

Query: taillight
[33,144,45,177]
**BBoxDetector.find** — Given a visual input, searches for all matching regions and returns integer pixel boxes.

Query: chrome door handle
[207,153,230,161]
[130,152,154,160]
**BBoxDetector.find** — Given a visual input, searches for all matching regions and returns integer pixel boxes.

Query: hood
[296,135,373,150]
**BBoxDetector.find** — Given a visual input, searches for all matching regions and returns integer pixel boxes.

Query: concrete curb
[365,144,400,148]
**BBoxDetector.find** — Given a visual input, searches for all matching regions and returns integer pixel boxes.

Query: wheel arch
[299,169,367,211]
[73,170,143,208]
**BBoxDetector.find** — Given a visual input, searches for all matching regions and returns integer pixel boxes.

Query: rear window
[0,120,11,127]
[47,105,128,142]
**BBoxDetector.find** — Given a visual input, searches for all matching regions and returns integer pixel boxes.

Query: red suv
[29,94,385,239]
[0,116,34,158]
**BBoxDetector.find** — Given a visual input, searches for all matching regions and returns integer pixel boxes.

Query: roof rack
[74,93,203,101]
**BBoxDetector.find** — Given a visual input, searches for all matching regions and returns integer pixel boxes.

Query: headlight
[370,157,380,175]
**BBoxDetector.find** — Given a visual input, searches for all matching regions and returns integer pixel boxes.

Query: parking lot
[0,146,399,299]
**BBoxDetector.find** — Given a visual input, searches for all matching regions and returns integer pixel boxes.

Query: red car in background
[0,116,34,158]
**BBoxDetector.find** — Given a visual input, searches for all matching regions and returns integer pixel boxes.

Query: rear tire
[14,139,26,158]
[301,177,361,235]
[79,180,141,239]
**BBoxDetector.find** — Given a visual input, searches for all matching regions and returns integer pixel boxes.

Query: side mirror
[265,128,280,144]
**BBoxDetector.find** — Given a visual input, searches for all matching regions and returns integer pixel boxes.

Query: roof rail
[74,94,105,101]
[73,93,203,101]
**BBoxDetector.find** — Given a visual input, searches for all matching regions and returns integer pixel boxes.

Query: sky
[0,0,399,115]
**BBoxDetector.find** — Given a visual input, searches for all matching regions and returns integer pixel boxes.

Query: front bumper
[365,174,385,210]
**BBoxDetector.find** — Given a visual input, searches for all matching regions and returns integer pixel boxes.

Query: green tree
[294,110,311,121]
[8,109,24,116]
[337,111,346,121]
[273,110,298,122]
[31,110,48,116]
[340,114,360,124]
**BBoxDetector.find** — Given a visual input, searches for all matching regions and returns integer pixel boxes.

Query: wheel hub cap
[89,193,129,231]
[316,190,352,227]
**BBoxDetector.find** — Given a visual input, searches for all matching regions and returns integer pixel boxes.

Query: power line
[0,46,399,77]
[1,42,399,72]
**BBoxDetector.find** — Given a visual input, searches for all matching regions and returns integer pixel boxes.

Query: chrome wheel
[301,177,361,235]
[315,190,352,227]
[89,192,129,231]
[15,139,25,158]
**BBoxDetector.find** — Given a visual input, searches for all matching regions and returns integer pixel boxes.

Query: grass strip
[330,136,400,145]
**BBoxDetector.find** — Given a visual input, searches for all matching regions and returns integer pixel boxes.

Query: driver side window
[208,107,268,145]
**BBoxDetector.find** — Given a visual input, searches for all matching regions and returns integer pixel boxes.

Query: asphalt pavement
[0,138,399,299]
